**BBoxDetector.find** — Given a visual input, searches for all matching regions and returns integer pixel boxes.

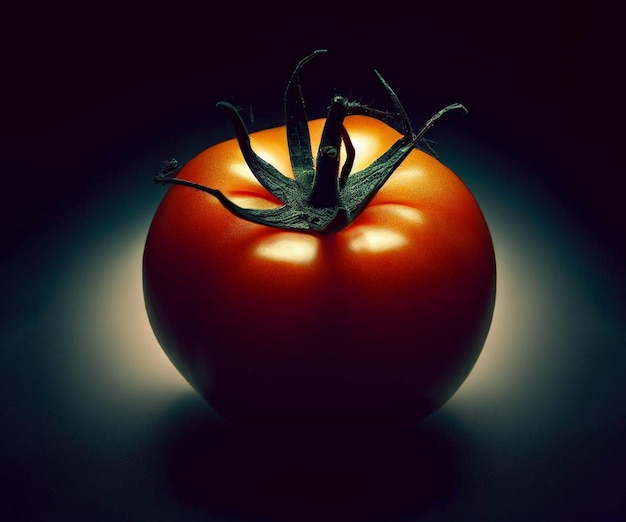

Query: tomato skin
[143,115,495,436]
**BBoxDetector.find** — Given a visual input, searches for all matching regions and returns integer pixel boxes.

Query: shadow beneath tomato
[155,394,469,521]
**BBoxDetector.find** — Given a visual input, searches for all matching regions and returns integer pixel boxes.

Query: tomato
[143,51,495,437]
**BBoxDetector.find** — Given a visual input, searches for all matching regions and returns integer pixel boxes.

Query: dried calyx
[154,49,467,233]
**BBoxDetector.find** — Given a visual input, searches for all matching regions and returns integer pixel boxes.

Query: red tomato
[143,52,495,437]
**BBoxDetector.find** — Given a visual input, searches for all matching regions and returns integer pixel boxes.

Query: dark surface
[3,3,624,521]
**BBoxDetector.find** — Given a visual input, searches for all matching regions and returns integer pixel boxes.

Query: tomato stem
[154,51,467,234]
[309,95,348,208]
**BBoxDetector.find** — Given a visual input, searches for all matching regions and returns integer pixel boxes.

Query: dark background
[3,2,625,521]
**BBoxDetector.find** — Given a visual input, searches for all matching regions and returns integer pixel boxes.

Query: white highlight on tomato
[384,204,425,224]
[253,233,320,264]
[347,226,408,253]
